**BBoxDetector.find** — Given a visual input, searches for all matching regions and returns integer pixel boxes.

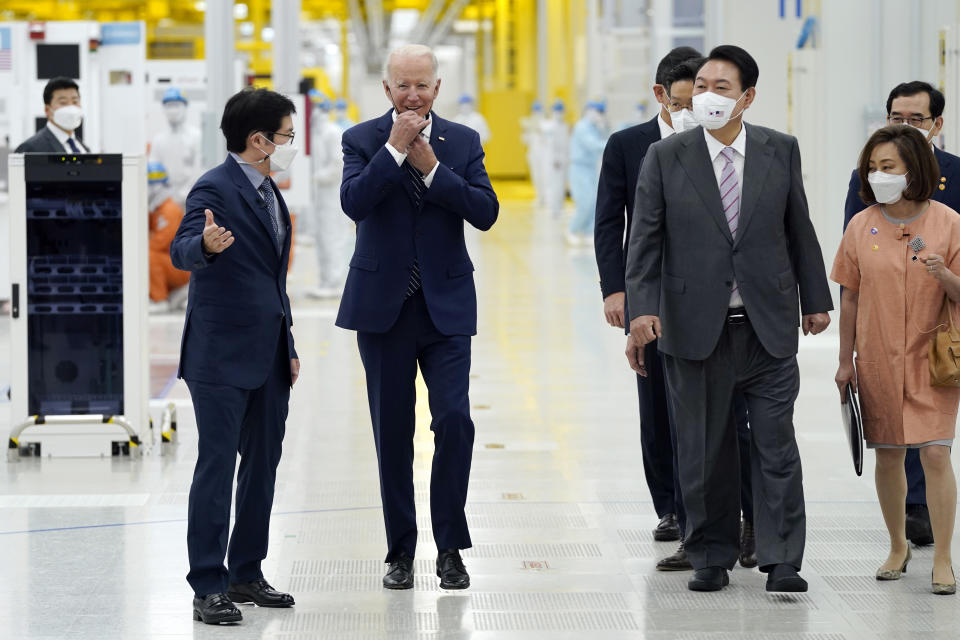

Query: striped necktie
[66,138,81,153]
[404,161,424,298]
[719,147,741,304]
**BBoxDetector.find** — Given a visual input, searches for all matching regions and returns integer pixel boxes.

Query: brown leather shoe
[656,541,693,571]
[739,519,757,568]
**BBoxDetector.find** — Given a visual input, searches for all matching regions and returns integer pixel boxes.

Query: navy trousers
[641,341,753,535]
[185,325,290,597]
[905,449,927,506]
[357,290,475,562]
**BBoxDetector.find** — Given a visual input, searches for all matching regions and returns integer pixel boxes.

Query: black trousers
[357,291,474,562]
[185,326,290,596]
[664,318,804,572]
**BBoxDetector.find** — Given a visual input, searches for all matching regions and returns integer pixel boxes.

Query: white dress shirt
[657,112,675,140]
[46,121,89,153]
[384,110,440,187]
[702,124,748,308]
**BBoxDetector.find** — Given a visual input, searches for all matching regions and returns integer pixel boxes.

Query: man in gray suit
[15,77,89,154]
[625,45,833,593]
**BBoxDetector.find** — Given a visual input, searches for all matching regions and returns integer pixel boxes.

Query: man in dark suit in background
[171,88,300,624]
[15,76,90,153]
[337,44,498,591]
[594,50,757,572]
[842,81,960,548]
[626,46,833,593]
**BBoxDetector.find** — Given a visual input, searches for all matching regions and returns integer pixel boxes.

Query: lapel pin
[438,136,445,141]
[870,227,878,235]
[940,184,946,190]
[872,244,879,251]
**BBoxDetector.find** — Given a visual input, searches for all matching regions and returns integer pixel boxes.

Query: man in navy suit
[337,44,498,591]
[843,81,960,548]
[594,50,758,572]
[171,88,300,624]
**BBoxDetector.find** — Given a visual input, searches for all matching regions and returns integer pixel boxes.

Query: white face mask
[255,134,299,172]
[670,108,696,134]
[164,102,187,126]
[910,123,937,143]
[586,109,605,128]
[52,104,83,132]
[868,171,909,204]
[692,91,746,130]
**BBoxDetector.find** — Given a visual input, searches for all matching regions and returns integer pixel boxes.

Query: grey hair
[382,44,439,83]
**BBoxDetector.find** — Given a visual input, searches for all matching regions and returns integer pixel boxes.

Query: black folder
[841,383,864,476]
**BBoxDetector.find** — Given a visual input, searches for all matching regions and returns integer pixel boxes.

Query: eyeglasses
[887,115,932,127]
[267,131,296,144]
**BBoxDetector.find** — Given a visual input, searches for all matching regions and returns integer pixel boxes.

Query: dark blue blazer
[170,155,297,390]
[594,116,661,329]
[336,110,499,336]
[843,146,960,230]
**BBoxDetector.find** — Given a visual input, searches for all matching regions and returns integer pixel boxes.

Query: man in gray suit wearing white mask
[625,45,833,593]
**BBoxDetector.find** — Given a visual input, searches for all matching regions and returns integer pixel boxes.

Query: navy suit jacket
[336,110,499,336]
[594,116,661,325]
[843,146,960,230]
[171,155,297,390]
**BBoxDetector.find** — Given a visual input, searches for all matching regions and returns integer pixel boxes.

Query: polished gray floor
[1,196,957,639]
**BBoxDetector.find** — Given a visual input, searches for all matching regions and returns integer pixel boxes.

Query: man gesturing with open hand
[170,88,301,625]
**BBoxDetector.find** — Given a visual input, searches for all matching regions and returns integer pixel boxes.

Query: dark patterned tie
[404,161,425,298]
[257,179,281,253]
[66,138,81,153]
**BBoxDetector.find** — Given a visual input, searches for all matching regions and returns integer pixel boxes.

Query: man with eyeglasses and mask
[337,44,498,592]
[171,87,300,625]
[843,80,960,549]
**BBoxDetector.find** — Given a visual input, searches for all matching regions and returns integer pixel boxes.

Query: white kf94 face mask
[868,171,909,205]
[52,105,83,132]
[691,91,746,130]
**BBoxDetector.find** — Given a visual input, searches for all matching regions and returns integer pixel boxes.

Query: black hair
[886,81,945,118]
[702,45,759,90]
[655,46,702,85]
[664,57,706,92]
[43,77,79,105]
[220,88,297,154]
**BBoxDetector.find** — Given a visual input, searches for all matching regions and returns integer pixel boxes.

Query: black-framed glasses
[266,130,296,144]
[888,115,933,127]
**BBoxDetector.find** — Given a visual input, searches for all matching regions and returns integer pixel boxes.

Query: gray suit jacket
[625,123,833,361]
[14,127,73,153]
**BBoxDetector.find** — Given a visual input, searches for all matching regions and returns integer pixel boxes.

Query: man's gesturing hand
[406,136,438,175]
[202,209,234,254]
[629,315,662,347]
[388,111,429,154]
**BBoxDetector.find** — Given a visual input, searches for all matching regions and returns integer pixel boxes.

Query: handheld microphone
[910,236,926,261]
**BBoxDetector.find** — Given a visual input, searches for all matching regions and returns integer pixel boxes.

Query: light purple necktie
[720,147,740,303]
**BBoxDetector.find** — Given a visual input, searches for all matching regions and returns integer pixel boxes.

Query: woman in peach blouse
[832,125,957,595]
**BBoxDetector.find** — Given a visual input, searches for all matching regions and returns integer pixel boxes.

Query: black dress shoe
[739,519,757,568]
[906,504,934,546]
[227,578,295,607]
[383,551,415,590]
[765,564,808,592]
[688,567,729,592]
[656,540,693,571]
[653,513,681,542]
[436,549,470,590]
[193,593,242,625]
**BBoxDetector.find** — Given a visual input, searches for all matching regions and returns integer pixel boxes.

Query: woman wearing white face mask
[833,125,959,595]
